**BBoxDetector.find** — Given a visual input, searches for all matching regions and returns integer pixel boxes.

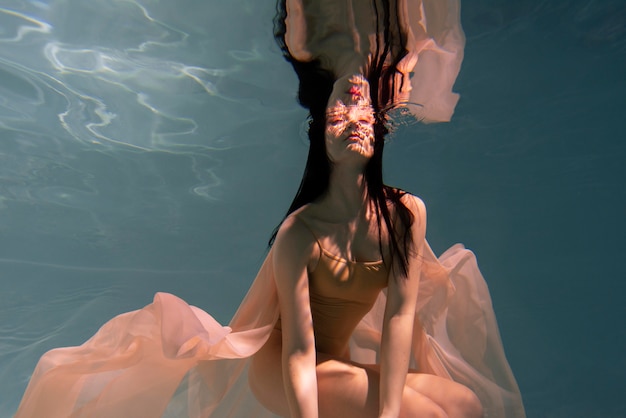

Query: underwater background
[0,0,624,416]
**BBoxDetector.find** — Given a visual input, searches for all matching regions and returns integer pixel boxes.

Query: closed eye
[329,118,345,126]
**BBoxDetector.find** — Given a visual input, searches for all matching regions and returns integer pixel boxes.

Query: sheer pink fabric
[14,3,522,416]
[284,0,466,123]
[15,241,525,417]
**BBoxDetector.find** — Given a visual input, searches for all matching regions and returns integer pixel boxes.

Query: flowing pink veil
[15,241,525,417]
[15,0,525,416]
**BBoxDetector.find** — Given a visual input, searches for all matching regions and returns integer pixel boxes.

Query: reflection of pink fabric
[284,0,466,122]
[15,242,525,418]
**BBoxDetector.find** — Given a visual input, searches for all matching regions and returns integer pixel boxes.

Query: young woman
[248,2,517,416]
[15,1,525,417]
[248,77,483,417]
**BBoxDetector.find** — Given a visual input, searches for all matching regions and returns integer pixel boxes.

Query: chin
[347,142,372,153]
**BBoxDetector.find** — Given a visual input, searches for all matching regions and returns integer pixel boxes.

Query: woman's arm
[378,195,427,418]
[273,216,319,418]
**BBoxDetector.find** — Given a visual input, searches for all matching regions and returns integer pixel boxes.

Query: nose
[346,119,361,131]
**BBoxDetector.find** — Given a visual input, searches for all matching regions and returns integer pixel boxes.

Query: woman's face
[325,75,375,165]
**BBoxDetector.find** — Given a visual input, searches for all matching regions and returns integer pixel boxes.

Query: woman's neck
[318,164,369,221]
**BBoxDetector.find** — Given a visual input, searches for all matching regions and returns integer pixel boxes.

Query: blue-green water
[0,0,624,416]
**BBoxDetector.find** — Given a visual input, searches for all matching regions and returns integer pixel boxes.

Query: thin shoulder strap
[293,215,322,270]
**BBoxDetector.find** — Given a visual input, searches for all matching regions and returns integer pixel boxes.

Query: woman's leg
[250,331,479,418]
[249,331,290,417]
[315,355,448,418]
[316,354,483,418]
[404,372,484,418]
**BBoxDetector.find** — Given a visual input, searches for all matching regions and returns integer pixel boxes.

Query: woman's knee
[249,335,290,417]
[316,360,378,418]
[405,373,483,418]
[400,386,449,418]
[450,387,483,418]
[316,359,373,398]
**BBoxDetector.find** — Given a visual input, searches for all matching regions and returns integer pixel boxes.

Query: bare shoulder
[272,210,319,273]
[399,192,427,223]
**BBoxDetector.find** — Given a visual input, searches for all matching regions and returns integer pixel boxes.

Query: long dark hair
[270,0,415,276]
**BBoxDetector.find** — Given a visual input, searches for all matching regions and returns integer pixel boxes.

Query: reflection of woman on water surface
[15,1,525,417]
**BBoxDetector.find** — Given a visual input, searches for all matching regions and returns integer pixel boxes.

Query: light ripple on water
[0,1,295,205]
[0,1,300,261]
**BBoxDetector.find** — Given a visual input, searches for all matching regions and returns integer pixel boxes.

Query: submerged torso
[249,212,391,415]
[275,216,390,357]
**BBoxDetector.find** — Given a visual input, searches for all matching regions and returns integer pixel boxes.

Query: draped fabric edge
[15,241,525,418]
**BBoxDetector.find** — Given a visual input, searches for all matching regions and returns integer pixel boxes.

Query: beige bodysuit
[275,216,390,357]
